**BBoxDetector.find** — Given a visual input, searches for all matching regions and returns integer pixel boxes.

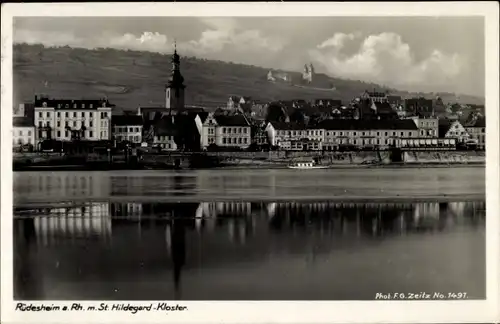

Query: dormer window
[73,104,77,108]
[42,102,47,107]
[57,104,61,109]
[65,104,69,108]
[89,104,93,108]
[82,104,86,109]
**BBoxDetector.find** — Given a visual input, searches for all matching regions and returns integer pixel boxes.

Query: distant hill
[13,43,485,111]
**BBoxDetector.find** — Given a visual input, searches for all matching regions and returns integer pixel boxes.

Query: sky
[13,16,485,97]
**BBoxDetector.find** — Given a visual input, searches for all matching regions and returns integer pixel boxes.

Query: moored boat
[287,159,328,169]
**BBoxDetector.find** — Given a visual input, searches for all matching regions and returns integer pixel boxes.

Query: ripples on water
[14,200,485,301]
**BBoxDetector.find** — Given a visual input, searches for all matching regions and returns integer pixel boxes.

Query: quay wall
[13,151,485,167]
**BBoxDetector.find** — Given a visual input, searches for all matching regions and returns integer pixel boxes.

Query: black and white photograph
[1,2,499,323]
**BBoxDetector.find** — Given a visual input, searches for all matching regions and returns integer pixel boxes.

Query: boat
[287,159,328,169]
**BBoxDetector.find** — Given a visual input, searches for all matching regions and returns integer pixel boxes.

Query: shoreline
[12,161,486,172]
[13,194,486,209]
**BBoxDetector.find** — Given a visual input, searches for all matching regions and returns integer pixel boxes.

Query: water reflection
[14,168,486,204]
[14,200,485,300]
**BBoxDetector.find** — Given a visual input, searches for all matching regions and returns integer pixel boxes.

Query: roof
[365,91,387,97]
[195,112,210,123]
[153,117,176,137]
[268,121,306,130]
[387,95,402,104]
[13,117,33,127]
[438,119,454,138]
[214,115,250,127]
[314,99,342,106]
[464,117,485,128]
[317,119,418,131]
[112,115,143,126]
[34,96,115,110]
[373,102,396,114]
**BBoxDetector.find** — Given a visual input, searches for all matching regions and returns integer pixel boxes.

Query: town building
[405,97,434,117]
[387,95,403,108]
[314,99,342,108]
[195,112,251,150]
[319,119,418,150]
[438,119,470,143]
[251,122,269,146]
[111,115,143,144]
[152,116,178,151]
[12,117,35,149]
[408,116,439,137]
[360,90,388,103]
[463,116,486,149]
[33,96,113,144]
[265,122,323,151]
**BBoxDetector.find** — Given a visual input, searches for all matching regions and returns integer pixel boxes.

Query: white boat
[287,160,328,169]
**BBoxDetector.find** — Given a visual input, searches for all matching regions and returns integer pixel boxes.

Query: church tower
[166,43,186,112]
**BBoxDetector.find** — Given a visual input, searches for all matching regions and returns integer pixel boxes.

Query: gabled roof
[112,115,143,126]
[214,114,250,127]
[196,112,210,123]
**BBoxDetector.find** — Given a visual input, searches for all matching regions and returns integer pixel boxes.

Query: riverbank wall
[12,151,485,171]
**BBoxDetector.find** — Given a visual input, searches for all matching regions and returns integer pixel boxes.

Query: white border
[1,2,499,323]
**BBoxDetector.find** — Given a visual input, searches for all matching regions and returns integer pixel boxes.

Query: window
[57,131,61,137]
[73,121,76,127]
[57,121,60,127]
[57,112,61,117]
[65,104,69,108]
[65,112,69,118]
[243,128,248,134]
[244,138,248,144]
[223,138,227,144]
[73,112,77,117]
[65,130,69,137]
[82,104,86,109]
[89,112,93,117]
[19,130,23,136]
[47,122,51,127]
[28,131,31,136]
[89,121,93,127]
[27,138,32,144]
[129,127,134,132]
[89,131,93,137]
[238,138,242,144]
[57,104,61,109]
[353,132,357,136]
[39,112,42,118]
[73,104,77,108]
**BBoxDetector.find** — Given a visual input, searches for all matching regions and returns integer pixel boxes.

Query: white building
[319,119,418,150]
[265,121,323,151]
[33,96,113,143]
[12,117,35,148]
[195,112,251,150]
[408,116,439,137]
[111,115,143,144]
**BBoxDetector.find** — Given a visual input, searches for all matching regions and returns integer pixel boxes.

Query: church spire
[167,40,185,89]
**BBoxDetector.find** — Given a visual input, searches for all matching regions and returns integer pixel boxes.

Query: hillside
[13,44,485,111]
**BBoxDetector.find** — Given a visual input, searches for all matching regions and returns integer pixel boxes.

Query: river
[13,167,485,300]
